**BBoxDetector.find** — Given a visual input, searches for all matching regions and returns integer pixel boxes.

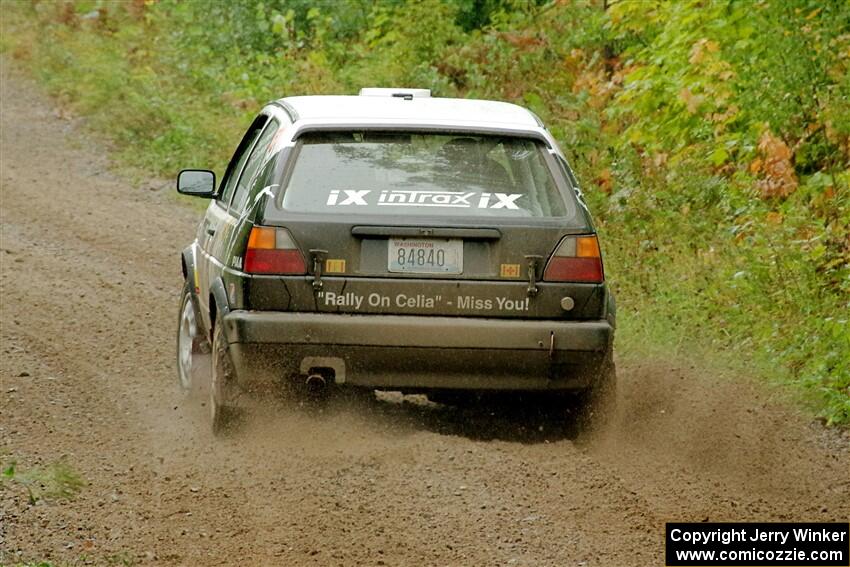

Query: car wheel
[577,353,617,431]
[176,280,209,396]
[210,311,243,435]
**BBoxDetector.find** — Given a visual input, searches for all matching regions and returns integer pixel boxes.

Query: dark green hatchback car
[176,88,616,432]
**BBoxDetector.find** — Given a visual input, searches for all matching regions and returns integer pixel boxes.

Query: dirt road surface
[1,59,848,567]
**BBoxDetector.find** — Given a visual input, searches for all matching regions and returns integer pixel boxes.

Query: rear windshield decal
[326,189,523,210]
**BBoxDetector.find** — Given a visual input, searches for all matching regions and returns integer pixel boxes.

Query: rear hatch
[247,131,606,320]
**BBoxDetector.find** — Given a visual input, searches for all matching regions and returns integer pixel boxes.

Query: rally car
[176,88,616,433]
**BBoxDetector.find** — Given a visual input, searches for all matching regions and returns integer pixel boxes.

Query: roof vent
[359,88,431,100]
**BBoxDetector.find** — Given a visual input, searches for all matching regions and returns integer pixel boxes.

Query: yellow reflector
[576,236,600,258]
[247,226,276,250]
[325,259,346,273]
[500,263,521,278]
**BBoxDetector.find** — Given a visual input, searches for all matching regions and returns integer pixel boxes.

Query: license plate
[388,238,463,274]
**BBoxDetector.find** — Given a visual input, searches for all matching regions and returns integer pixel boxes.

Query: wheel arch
[209,277,230,331]
[181,245,197,291]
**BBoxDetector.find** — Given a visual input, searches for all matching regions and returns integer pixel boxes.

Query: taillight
[543,235,604,283]
[244,226,307,275]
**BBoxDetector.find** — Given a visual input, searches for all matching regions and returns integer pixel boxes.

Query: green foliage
[2,458,85,504]
[1,0,847,424]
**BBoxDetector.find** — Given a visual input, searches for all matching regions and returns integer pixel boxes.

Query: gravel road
[1,58,848,567]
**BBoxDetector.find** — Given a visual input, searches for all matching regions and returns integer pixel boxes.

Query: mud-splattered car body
[176,88,616,429]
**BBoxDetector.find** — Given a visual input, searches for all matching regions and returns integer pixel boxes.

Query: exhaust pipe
[305,373,327,392]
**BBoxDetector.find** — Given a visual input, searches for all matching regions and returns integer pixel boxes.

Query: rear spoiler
[288,122,553,149]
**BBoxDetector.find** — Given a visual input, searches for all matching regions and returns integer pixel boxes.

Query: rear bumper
[222,311,613,391]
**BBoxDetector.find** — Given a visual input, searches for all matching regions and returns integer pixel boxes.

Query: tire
[577,353,617,431]
[176,280,209,397]
[210,310,243,435]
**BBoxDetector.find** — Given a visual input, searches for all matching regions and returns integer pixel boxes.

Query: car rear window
[280,132,569,218]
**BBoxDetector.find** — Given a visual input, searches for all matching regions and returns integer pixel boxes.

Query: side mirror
[177,169,216,198]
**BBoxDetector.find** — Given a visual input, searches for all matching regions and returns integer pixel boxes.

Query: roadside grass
[1,459,85,505]
[0,9,215,216]
[0,457,107,567]
[105,553,137,567]
[1,0,846,424]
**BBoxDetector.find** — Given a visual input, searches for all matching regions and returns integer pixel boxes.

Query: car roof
[275,94,542,129]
